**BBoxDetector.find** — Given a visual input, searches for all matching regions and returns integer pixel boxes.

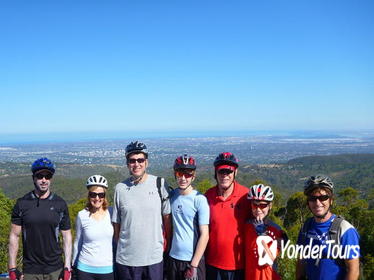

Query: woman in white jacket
[73,175,114,280]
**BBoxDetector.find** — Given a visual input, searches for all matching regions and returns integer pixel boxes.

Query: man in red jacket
[205,152,250,280]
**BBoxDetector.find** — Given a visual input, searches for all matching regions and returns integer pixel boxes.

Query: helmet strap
[178,184,193,192]
[130,172,147,185]
[33,183,50,198]
[307,204,331,220]
[315,211,330,220]
[218,181,235,196]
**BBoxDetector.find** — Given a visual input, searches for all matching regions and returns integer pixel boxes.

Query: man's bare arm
[162,214,172,251]
[345,258,359,280]
[113,222,120,243]
[8,224,22,269]
[61,230,72,270]
[190,224,209,268]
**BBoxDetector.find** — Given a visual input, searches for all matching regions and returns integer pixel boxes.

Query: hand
[9,268,22,280]
[251,218,266,235]
[184,265,198,280]
[59,267,71,280]
[252,217,264,226]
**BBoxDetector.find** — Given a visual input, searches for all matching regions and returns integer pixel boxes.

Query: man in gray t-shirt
[112,141,171,280]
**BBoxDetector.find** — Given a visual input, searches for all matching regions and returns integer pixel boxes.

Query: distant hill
[0,164,126,204]
[241,153,374,195]
[1,153,373,203]
[288,153,374,166]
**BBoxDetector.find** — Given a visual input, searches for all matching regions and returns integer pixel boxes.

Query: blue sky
[1,0,373,136]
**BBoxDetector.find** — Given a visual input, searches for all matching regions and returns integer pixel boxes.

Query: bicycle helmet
[248,184,274,202]
[125,141,148,158]
[86,175,108,189]
[174,154,196,170]
[304,174,334,195]
[213,152,239,170]
[31,157,55,174]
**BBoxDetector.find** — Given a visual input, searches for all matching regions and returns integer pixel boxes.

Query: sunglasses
[35,173,53,180]
[251,202,269,209]
[307,195,330,202]
[88,192,106,199]
[128,158,146,164]
[217,169,234,175]
[175,171,194,178]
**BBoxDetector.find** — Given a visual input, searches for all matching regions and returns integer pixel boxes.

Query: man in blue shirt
[168,154,209,280]
[296,175,360,280]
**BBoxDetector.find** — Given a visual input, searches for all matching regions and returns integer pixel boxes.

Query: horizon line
[1,129,374,146]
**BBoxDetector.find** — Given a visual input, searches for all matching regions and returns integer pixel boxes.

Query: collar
[215,181,238,201]
[30,191,54,200]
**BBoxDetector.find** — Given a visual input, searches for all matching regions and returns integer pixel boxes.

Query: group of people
[7,141,361,280]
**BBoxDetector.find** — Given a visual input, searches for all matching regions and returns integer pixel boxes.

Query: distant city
[1,131,374,167]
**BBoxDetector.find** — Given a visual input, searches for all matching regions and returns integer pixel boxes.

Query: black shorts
[166,256,205,280]
[205,265,243,280]
[115,261,163,280]
[77,269,114,280]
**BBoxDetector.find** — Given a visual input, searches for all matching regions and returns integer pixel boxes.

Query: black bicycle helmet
[31,157,55,174]
[304,174,334,195]
[125,141,148,158]
[213,152,239,169]
[174,154,196,170]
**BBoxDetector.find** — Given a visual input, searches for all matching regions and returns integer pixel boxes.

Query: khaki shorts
[23,269,61,280]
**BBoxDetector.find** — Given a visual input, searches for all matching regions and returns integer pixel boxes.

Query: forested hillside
[1,154,373,203]
[240,153,374,195]
[0,154,373,278]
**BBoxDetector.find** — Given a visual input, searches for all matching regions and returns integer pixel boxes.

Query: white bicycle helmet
[86,175,108,189]
[248,184,274,202]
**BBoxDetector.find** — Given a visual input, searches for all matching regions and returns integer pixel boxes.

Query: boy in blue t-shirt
[168,155,210,280]
[296,175,360,280]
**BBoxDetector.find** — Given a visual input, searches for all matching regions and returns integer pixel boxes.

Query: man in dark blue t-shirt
[296,175,360,280]
[8,158,72,280]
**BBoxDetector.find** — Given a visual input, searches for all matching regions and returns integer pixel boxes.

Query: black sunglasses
[35,173,53,180]
[307,195,330,202]
[128,158,146,164]
[89,192,106,199]
[217,169,234,175]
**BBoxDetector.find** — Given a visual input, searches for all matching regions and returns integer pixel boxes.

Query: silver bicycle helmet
[304,174,334,194]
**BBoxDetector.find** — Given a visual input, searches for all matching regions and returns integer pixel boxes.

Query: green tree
[68,198,87,238]
[283,192,310,230]
[195,179,213,194]
[0,190,15,273]
[337,187,359,207]
[368,189,374,210]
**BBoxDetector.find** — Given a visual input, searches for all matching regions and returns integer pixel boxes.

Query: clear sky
[1,0,373,136]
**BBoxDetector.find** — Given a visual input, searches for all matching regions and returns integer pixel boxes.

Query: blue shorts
[115,261,163,280]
